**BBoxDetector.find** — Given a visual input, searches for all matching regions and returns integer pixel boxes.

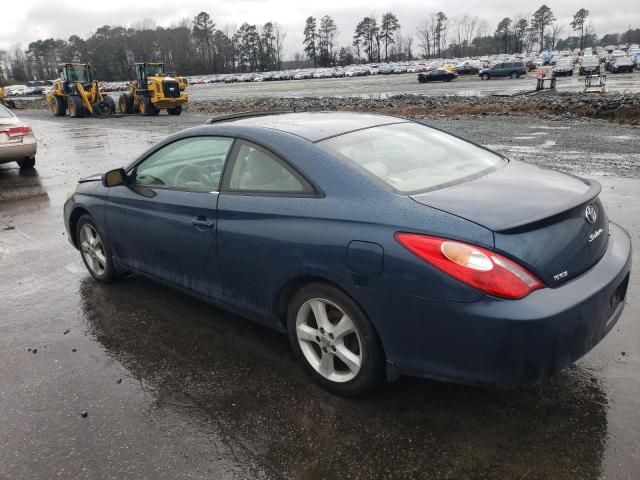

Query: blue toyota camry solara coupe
[64,112,632,396]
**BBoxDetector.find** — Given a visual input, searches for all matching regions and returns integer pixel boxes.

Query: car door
[216,139,318,318]
[493,63,504,77]
[104,135,234,298]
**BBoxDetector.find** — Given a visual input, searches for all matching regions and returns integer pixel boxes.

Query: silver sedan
[0,104,37,169]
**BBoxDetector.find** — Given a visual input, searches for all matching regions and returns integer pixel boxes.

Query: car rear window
[0,104,14,119]
[319,122,505,194]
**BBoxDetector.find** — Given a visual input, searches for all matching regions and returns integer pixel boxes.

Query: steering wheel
[174,165,212,189]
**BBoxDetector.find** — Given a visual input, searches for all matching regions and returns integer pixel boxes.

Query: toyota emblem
[585,205,597,224]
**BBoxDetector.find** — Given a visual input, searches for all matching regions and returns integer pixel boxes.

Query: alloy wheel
[295,298,363,383]
[79,223,107,276]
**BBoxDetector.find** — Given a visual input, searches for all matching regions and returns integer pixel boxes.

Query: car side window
[134,136,233,192]
[226,141,307,193]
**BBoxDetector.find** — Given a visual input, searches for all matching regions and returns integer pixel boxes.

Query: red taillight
[1,125,32,138]
[395,233,544,299]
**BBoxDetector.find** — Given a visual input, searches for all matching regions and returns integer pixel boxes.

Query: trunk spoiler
[496,179,601,233]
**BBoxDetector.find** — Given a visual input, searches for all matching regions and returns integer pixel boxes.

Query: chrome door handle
[192,217,216,229]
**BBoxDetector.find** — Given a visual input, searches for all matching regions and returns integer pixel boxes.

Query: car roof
[224,112,407,142]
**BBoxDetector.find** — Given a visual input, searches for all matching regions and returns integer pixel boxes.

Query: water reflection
[79,275,608,479]
[0,164,49,211]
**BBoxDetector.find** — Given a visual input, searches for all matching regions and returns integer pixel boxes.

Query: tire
[104,96,116,114]
[68,96,84,118]
[17,157,35,169]
[76,214,117,283]
[510,72,517,79]
[287,282,384,396]
[481,73,489,80]
[418,76,425,83]
[167,105,182,115]
[138,96,159,116]
[51,95,66,116]
[119,93,133,114]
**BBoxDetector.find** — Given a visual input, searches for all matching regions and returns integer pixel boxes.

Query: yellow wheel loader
[45,63,115,118]
[118,63,188,116]
[0,87,16,109]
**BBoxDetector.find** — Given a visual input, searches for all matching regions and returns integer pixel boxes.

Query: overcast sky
[2,0,639,57]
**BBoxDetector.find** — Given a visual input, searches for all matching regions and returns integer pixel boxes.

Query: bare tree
[274,23,286,70]
[454,15,481,56]
[416,15,436,58]
[548,23,564,50]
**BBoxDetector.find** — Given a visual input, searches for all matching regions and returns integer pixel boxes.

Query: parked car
[479,61,526,79]
[552,59,574,77]
[608,56,635,73]
[579,56,601,75]
[0,103,37,168]
[418,69,458,82]
[64,112,632,396]
[455,65,479,75]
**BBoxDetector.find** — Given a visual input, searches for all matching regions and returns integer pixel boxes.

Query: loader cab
[60,64,92,92]
[135,63,166,90]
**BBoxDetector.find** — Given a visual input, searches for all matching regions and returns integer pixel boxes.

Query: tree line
[0,6,639,84]
[0,13,286,83]
[303,5,638,67]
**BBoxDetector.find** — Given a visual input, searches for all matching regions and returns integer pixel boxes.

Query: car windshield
[320,122,505,193]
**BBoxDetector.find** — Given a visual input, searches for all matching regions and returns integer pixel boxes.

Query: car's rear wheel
[510,72,517,79]
[287,283,384,396]
[77,215,116,283]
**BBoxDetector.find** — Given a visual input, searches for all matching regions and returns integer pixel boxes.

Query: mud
[1,110,638,479]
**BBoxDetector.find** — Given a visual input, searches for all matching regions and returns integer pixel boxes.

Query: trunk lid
[410,161,608,286]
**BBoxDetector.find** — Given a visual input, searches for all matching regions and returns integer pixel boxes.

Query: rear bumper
[357,222,632,387]
[0,139,37,164]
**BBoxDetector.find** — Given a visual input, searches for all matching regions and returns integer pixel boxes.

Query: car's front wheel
[76,214,116,283]
[287,283,384,396]
[17,157,35,169]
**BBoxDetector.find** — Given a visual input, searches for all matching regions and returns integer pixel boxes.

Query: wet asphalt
[1,110,639,479]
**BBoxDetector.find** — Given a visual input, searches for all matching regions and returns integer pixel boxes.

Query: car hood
[410,160,598,232]
[79,173,102,183]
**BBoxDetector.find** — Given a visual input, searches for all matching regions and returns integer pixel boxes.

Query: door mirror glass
[102,168,126,187]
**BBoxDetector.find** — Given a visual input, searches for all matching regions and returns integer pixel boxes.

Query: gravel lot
[186,70,640,100]
[1,110,638,479]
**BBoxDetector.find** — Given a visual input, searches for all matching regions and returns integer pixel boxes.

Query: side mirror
[102,168,126,187]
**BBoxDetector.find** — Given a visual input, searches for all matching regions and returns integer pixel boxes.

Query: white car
[0,104,37,169]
